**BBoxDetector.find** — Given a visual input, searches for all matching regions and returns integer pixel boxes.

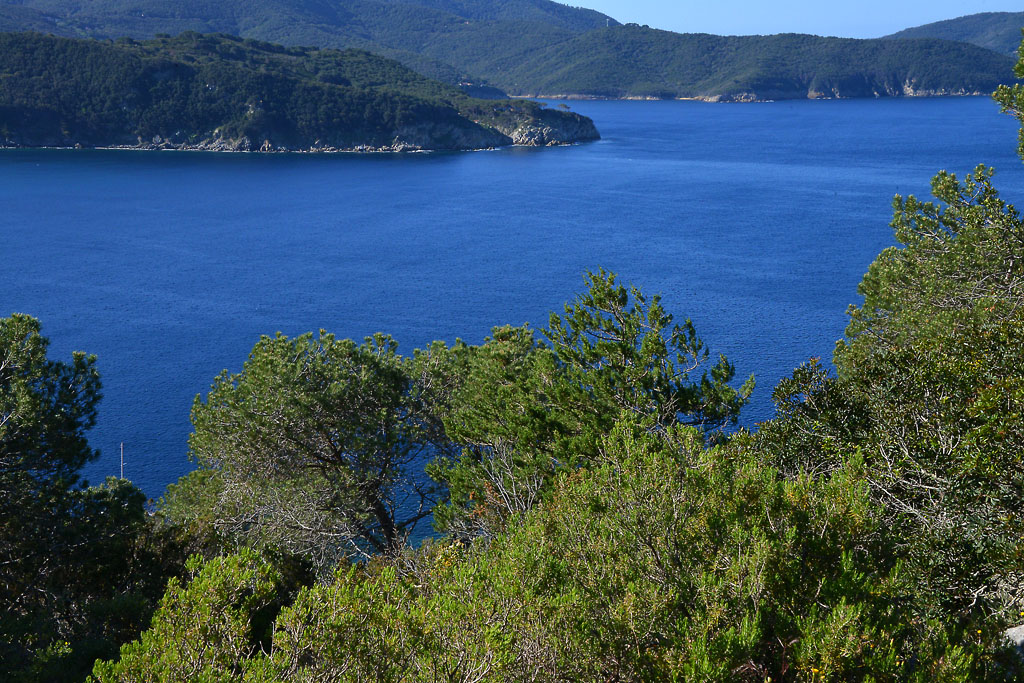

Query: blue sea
[3,96,1023,500]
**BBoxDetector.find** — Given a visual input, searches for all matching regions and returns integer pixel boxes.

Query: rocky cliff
[491,106,601,146]
[70,111,598,153]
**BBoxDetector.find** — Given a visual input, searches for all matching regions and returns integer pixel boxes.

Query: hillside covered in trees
[0,31,599,151]
[6,49,1024,678]
[493,25,1016,100]
[886,11,1024,56]
[0,0,617,87]
[0,0,1016,100]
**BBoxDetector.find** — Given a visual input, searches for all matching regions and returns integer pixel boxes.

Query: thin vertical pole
[120,442,124,479]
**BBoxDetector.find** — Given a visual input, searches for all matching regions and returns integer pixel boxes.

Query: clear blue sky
[574,1,1024,38]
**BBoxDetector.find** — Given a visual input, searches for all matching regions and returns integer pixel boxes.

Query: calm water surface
[3,97,1023,498]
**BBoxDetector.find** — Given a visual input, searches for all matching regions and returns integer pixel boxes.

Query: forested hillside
[0,0,1015,99]
[886,11,1024,56]
[0,32,599,150]
[0,0,614,84]
[376,0,612,31]
[495,25,1016,99]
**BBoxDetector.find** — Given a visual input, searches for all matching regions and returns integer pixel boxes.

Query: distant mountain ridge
[0,0,1016,101]
[0,31,600,151]
[885,12,1024,56]
[0,0,617,83]
[374,0,613,31]
[492,25,1015,100]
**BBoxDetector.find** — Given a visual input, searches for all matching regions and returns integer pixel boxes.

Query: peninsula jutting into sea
[0,32,599,151]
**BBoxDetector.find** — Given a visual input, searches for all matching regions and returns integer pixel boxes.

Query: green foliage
[845,165,1024,616]
[993,37,1024,160]
[89,550,284,683]
[99,422,1016,680]
[1,312,99,677]
[0,315,185,683]
[849,165,1024,350]
[384,0,614,33]
[427,270,753,539]
[178,269,752,564]
[0,312,100,488]
[758,163,1024,623]
[420,325,566,538]
[497,423,1003,680]
[0,0,612,53]
[2,478,160,682]
[545,269,754,437]
[261,565,425,681]
[183,331,452,565]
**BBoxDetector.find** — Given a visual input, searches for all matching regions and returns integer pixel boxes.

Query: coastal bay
[3,96,1022,498]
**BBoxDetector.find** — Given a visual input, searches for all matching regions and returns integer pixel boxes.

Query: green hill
[496,25,1017,100]
[886,11,1024,56]
[0,0,615,83]
[0,0,1015,100]
[0,31,599,151]
[373,0,612,32]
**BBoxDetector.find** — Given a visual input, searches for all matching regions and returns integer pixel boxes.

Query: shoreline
[515,91,992,103]
[0,141,584,154]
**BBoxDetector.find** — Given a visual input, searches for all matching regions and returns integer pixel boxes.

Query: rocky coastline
[515,89,991,103]
[0,110,600,153]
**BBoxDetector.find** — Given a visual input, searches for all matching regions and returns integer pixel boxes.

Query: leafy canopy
[1,314,186,683]
[428,270,754,538]
[545,268,754,437]
[184,331,452,565]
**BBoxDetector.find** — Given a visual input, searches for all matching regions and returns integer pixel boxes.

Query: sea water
[3,96,1022,501]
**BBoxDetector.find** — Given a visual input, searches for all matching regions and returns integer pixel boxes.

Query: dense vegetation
[0,0,1015,99]
[0,0,615,85]
[5,27,1024,683]
[0,315,199,681]
[886,12,1024,56]
[0,31,598,150]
